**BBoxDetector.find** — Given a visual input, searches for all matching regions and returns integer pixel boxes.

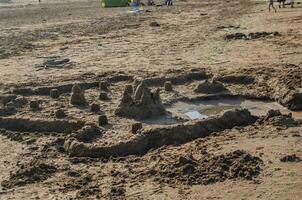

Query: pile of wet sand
[148,150,263,185]
[1,160,57,189]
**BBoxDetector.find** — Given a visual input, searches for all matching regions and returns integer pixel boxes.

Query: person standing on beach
[268,0,277,12]
[147,0,155,6]
[277,0,285,8]
[289,0,294,8]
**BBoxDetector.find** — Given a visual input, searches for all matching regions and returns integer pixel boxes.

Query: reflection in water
[141,112,180,125]
[185,110,208,120]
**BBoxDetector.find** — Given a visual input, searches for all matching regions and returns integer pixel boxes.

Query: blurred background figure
[289,0,294,8]
[147,0,155,6]
[165,0,173,6]
[268,0,277,12]
[277,0,285,8]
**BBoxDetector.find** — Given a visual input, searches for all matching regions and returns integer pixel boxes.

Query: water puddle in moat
[167,98,302,120]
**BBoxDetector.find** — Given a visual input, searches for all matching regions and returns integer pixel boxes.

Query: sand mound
[148,150,263,185]
[1,160,57,188]
[194,79,227,94]
[260,110,299,127]
[71,124,103,143]
[280,90,302,110]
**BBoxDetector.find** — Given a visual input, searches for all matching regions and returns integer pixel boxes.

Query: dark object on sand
[55,109,66,118]
[150,21,160,27]
[50,89,60,99]
[99,92,110,101]
[280,154,301,162]
[124,84,133,94]
[90,103,100,112]
[29,101,40,111]
[99,81,109,91]
[98,115,108,126]
[131,122,143,134]
[164,81,173,91]
[35,58,71,70]
[224,32,280,41]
